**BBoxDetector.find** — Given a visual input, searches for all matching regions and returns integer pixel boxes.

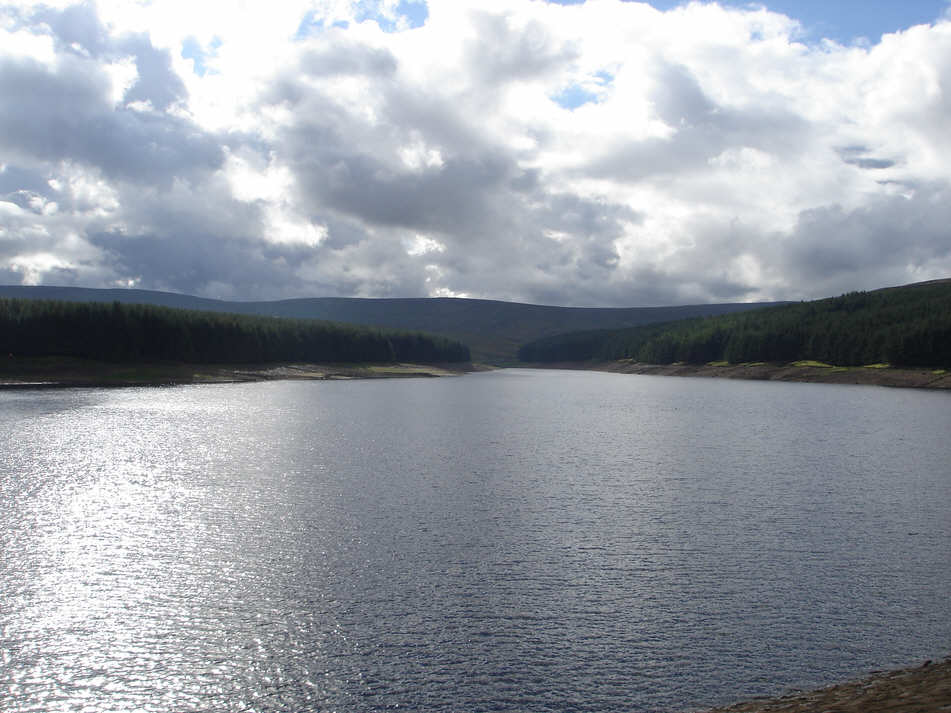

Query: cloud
[463,9,579,85]
[0,9,222,186]
[780,183,951,294]
[1,0,950,305]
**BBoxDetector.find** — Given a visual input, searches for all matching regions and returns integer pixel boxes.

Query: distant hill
[0,286,783,363]
[517,279,951,368]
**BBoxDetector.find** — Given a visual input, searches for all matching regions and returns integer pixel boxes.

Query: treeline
[0,298,471,364]
[518,281,951,368]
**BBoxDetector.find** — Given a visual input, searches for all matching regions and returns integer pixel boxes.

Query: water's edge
[690,656,951,713]
[0,359,485,388]
[524,360,951,390]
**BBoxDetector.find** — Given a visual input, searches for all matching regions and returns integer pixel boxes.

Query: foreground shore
[691,657,951,713]
[528,359,951,390]
[0,357,481,388]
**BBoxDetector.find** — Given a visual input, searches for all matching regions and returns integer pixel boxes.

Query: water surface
[1,369,949,712]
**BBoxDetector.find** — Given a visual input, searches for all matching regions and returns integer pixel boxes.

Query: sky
[1,0,950,307]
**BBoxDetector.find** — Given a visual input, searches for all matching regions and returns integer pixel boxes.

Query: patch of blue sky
[552,70,613,109]
[295,11,324,39]
[552,84,600,110]
[542,1,950,45]
[181,36,222,77]
[295,12,352,39]
[354,0,428,33]
[633,0,951,45]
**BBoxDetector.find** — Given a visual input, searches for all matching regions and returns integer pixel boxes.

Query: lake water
[1,369,950,712]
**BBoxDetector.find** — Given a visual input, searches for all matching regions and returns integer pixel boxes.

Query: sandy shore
[691,658,951,713]
[0,358,482,388]
[526,360,951,390]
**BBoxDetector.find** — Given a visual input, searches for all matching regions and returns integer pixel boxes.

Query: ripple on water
[1,373,950,712]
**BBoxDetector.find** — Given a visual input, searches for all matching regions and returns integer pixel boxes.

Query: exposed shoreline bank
[690,657,951,713]
[523,359,951,390]
[0,358,484,388]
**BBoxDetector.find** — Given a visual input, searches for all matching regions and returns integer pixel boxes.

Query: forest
[0,284,781,363]
[518,280,951,368]
[0,298,471,364]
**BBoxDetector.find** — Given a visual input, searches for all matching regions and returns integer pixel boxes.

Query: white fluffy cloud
[1,0,950,305]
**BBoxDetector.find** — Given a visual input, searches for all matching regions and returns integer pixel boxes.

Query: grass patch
[742,362,766,367]
[933,369,948,375]
[707,361,730,367]
[862,363,892,369]
[792,360,833,368]
[0,356,198,384]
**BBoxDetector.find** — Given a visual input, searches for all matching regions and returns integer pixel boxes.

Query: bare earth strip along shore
[690,658,951,713]
[0,357,480,388]
[531,360,951,390]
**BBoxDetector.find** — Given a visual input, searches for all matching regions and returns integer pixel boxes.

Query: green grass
[707,361,730,367]
[0,356,198,384]
[862,362,892,369]
[792,360,834,368]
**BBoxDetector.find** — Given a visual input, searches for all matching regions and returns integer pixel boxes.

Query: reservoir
[1,369,949,712]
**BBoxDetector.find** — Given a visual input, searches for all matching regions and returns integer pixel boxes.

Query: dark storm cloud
[300,42,398,77]
[83,209,319,299]
[0,5,219,185]
[414,190,642,306]
[293,148,514,233]
[844,157,896,169]
[23,2,188,110]
[0,55,221,187]
[541,192,640,237]
[89,230,283,296]
[0,266,24,283]
[0,164,53,206]
[267,56,521,235]
[836,147,896,170]
[119,33,188,111]
[321,215,372,250]
[75,169,280,296]
[779,184,951,295]
[32,2,109,57]
[379,83,492,155]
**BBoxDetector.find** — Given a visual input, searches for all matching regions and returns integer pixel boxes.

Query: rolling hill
[0,285,782,363]
[517,279,951,368]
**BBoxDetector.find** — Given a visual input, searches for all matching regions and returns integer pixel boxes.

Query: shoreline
[523,360,951,390]
[689,657,951,713]
[0,358,485,389]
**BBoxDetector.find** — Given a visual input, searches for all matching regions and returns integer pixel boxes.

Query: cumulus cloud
[0,0,950,304]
